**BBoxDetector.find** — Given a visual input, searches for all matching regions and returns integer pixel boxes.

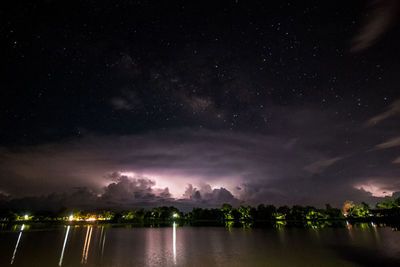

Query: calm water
[1,223,400,267]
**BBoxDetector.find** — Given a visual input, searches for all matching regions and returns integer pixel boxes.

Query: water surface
[1,223,400,266]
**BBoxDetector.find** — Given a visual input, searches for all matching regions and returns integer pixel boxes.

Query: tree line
[1,197,400,223]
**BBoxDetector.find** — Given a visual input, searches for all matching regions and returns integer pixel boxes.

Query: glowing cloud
[354,183,394,197]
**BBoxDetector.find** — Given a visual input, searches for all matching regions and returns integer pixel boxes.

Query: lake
[1,222,400,266]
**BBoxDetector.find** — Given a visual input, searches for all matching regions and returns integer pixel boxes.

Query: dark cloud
[180,183,239,207]
[1,187,99,211]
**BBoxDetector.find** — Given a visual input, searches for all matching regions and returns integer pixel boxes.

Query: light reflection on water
[99,226,106,259]
[10,224,24,265]
[58,225,70,266]
[81,226,93,264]
[1,222,400,266]
[173,222,176,265]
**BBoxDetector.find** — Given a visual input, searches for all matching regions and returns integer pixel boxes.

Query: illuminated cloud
[0,127,311,204]
[366,98,400,126]
[354,175,400,199]
[351,0,399,52]
[0,175,240,211]
[101,173,173,205]
[354,182,395,197]
[375,136,400,149]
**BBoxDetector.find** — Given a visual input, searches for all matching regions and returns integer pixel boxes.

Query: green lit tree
[238,205,251,221]
[221,203,233,220]
[276,205,290,220]
[376,197,400,209]
[343,201,370,218]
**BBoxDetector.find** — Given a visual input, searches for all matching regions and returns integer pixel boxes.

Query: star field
[1,0,400,207]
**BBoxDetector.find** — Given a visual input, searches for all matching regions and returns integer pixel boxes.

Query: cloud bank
[1,99,400,209]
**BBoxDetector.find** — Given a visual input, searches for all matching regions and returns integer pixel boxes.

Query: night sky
[1,0,400,209]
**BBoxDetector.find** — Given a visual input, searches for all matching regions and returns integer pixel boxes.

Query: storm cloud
[1,99,399,209]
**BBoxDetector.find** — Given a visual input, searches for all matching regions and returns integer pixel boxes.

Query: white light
[24,215,28,220]
[173,213,178,218]
[59,226,70,266]
[10,224,24,264]
[69,215,73,221]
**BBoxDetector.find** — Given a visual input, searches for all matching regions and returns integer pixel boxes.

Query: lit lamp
[24,215,28,220]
